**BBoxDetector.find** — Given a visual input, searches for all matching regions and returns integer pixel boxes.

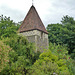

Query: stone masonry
[18,5,49,52]
[19,30,48,52]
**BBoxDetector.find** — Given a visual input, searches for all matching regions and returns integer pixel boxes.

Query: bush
[27,50,70,75]
[49,43,74,75]
[0,41,11,72]
[0,35,40,75]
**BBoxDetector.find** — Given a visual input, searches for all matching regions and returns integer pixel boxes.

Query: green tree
[47,23,64,44]
[61,15,75,24]
[0,41,11,72]
[27,50,70,75]
[47,15,75,59]
[49,43,74,75]
[0,35,40,75]
[0,15,20,38]
[61,15,75,59]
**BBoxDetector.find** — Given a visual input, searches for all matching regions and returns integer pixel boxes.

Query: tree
[61,15,75,25]
[47,15,75,59]
[47,23,64,44]
[27,50,70,75]
[0,35,40,75]
[0,15,20,38]
[61,15,75,59]
[0,41,11,72]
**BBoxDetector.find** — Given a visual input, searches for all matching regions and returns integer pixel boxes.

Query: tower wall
[19,30,48,52]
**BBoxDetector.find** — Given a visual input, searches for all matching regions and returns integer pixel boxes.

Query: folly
[18,5,48,52]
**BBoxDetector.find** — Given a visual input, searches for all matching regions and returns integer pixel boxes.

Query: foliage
[0,15,74,75]
[71,60,75,74]
[49,43,74,75]
[47,23,63,44]
[0,15,20,38]
[61,15,75,24]
[49,43,69,59]
[47,15,75,59]
[27,50,70,75]
[0,41,11,72]
[0,15,40,75]
[0,35,40,75]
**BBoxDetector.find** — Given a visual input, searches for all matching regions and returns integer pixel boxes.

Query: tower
[18,5,48,52]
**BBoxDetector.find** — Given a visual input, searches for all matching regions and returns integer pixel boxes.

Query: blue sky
[0,0,75,27]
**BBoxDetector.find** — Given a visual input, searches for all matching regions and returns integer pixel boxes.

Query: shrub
[0,41,11,72]
[27,50,70,75]
[0,35,40,75]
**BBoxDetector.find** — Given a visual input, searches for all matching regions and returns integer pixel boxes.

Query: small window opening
[41,32,43,39]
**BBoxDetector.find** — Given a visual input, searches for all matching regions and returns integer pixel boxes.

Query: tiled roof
[18,5,48,34]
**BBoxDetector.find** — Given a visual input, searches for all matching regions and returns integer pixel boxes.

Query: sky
[0,0,75,27]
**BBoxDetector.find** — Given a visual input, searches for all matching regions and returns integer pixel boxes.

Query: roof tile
[18,5,48,34]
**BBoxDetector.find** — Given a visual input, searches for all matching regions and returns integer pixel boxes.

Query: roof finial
[32,0,34,5]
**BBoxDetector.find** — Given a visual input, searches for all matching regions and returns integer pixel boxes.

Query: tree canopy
[0,15,75,75]
[0,15,20,38]
[47,15,75,59]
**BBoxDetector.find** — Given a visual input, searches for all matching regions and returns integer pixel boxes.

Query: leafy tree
[49,43,74,75]
[0,14,74,75]
[47,15,75,59]
[0,15,40,75]
[49,43,69,59]
[0,35,40,75]
[27,50,70,75]
[0,41,11,72]
[61,15,75,24]
[47,23,64,44]
[61,15,75,59]
[0,15,20,38]
[27,43,74,75]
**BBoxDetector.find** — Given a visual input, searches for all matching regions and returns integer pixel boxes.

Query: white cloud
[0,0,75,27]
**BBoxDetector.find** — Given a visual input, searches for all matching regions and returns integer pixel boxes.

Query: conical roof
[18,5,48,34]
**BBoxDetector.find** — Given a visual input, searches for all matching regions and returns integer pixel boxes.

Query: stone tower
[18,5,48,52]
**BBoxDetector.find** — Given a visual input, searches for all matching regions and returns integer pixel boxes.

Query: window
[41,32,43,39]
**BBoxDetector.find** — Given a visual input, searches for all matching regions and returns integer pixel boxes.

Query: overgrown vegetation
[47,15,75,59]
[0,15,75,75]
[0,41,11,72]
